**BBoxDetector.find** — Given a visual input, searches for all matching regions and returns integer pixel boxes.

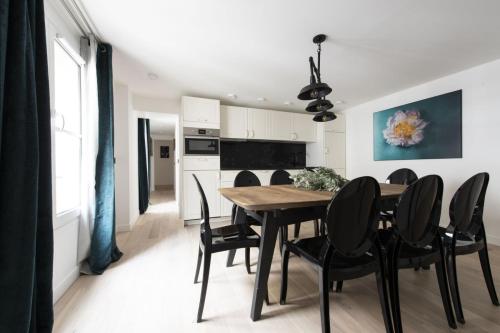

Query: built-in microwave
[184,127,220,155]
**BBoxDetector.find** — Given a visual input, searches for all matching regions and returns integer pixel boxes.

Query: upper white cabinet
[292,113,317,142]
[220,105,247,138]
[269,111,293,141]
[248,108,270,140]
[182,96,220,129]
[220,104,316,142]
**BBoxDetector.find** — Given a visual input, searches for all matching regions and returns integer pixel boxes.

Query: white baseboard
[184,216,230,226]
[487,234,500,246]
[53,265,79,303]
[116,224,131,233]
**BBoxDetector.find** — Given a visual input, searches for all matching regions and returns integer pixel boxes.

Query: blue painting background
[373,90,462,161]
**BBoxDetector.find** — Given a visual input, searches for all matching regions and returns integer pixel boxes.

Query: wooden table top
[219,184,407,211]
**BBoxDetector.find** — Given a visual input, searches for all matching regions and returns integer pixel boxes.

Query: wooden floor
[54,191,500,333]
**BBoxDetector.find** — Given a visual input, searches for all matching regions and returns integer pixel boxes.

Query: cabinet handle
[251,130,255,138]
[246,129,249,138]
[325,148,329,154]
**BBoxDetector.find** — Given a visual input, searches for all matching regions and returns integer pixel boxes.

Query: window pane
[54,42,81,135]
[55,131,81,214]
[54,41,82,214]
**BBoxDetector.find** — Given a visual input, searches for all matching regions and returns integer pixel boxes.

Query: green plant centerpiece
[290,167,348,192]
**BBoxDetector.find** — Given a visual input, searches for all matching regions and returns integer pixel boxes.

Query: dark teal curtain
[0,0,54,332]
[138,118,150,214]
[146,119,151,195]
[88,43,122,274]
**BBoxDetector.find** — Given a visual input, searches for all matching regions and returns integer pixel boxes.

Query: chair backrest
[387,168,418,185]
[449,173,488,237]
[326,176,381,257]
[394,175,443,248]
[234,170,261,187]
[270,169,292,185]
[192,174,211,232]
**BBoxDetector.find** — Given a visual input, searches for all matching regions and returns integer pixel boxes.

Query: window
[53,41,82,215]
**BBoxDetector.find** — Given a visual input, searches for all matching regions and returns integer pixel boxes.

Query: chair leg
[245,247,252,274]
[388,242,402,333]
[446,249,465,324]
[374,243,394,333]
[194,247,203,284]
[197,252,211,323]
[335,280,343,293]
[280,245,290,305]
[478,245,500,306]
[294,223,301,238]
[314,219,319,237]
[435,243,457,329]
[319,266,331,333]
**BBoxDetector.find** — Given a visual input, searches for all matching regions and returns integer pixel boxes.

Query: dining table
[219,183,407,321]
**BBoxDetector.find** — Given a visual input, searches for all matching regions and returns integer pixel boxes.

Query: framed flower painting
[373,90,462,161]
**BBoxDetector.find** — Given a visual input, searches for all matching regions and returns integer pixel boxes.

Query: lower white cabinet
[183,170,221,220]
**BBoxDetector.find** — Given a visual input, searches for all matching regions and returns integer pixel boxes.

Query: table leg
[226,205,245,267]
[251,212,279,321]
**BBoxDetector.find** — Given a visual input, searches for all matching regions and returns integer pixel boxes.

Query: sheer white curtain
[78,35,99,265]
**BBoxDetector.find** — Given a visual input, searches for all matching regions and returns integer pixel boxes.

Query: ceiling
[82,0,500,112]
[149,118,175,136]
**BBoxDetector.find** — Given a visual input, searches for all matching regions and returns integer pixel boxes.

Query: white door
[253,170,272,185]
[324,113,345,132]
[183,171,221,220]
[248,108,270,140]
[270,111,293,141]
[292,113,316,142]
[325,131,346,173]
[220,105,248,139]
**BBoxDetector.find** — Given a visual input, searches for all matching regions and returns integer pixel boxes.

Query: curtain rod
[59,0,102,43]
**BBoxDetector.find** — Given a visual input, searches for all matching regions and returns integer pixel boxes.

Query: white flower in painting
[383,110,428,147]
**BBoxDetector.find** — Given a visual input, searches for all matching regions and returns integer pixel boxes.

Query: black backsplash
[220,140,306,170]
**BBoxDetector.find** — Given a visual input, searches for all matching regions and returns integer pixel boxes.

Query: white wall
[154,140,175,187]
[345,58,500,245]
[45,0,82,302]
[113,83,134,232]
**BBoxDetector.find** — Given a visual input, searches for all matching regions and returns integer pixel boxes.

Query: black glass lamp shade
[313,111,337,122]
[306,98,333,112]
[297,82,332,100]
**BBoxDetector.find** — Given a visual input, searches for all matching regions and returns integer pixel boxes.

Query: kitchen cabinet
[247,108,270,140]
[183,170,220,220]
[292,113,317,142]
[220,105,247,138]
[269,111,293,141]
[220,105,317,143]
[182,96,220,129]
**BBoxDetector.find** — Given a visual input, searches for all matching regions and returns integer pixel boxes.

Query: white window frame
[51,36,86,228]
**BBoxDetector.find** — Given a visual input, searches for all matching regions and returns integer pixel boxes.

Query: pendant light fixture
[298,34,336,122]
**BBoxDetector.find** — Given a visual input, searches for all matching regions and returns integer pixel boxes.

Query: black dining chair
[440,172,499,324]
[280,177,393,333]
[380,168,418,229]
[380,175,456,332]
[192,174,266,322]
[226,170,262,271]
[270,170,320,244]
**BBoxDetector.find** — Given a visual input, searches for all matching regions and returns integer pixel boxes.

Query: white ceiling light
[227,93,237,99]
[147,72,158,80]
[257,97,266,101]
[284,101,293,105]
[334,100,345,105]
